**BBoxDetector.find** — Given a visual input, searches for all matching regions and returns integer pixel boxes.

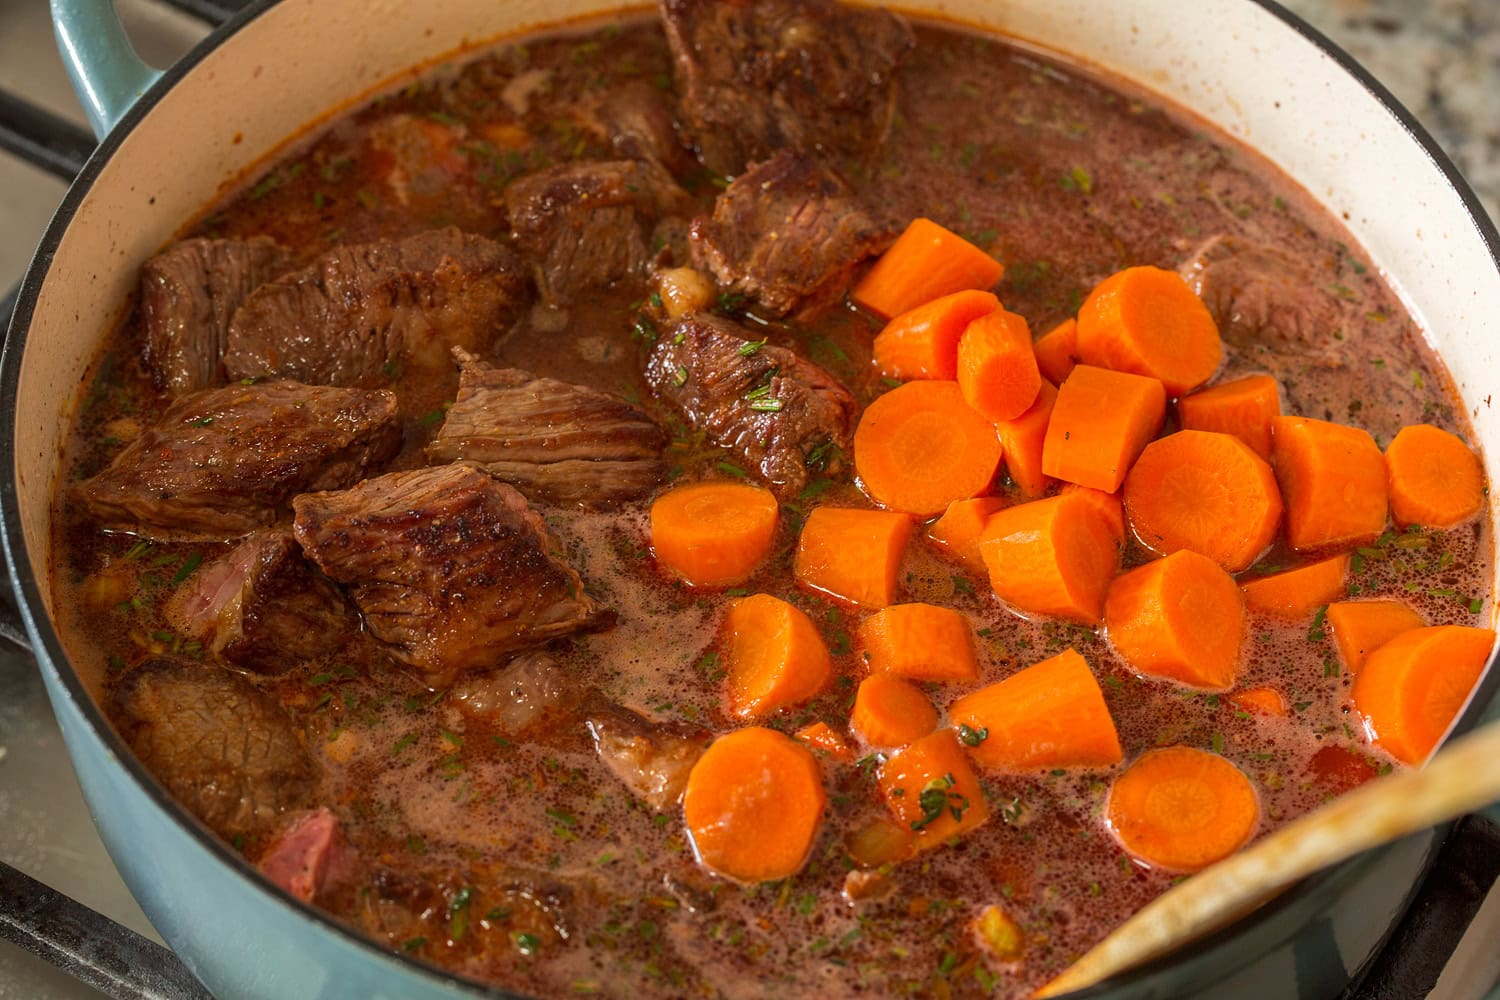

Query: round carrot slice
[850,675,938,749]
[1351,625,1496,765]
[1384,423,1486,528]
[1076,265,1223,396]
[1106,746,1259,872]
[854,380,1003,517]
[650,481,779,587]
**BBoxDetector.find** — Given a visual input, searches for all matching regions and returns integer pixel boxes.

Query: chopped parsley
[958,724,989,747]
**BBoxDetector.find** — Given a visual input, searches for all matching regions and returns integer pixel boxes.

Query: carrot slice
[854,380,1003,517]
[1177,374,1280,460]
[851,675,939,749]
[878,729,991,851]
[1351,625,1496,764]
[794,506,912,608]
[979,493,1120,625]
[1075,265,1223,396]
[1033,318,1080,386]
[927,496,1006,574]
[795,721,855,763]
[650,481,779,587]
[684,726,826,882]
[872,289,1001,381]
[1041,364,1166,493]
[1230,686,1289,717]
[948,648,1123,771]
[723,594,832,719]
[852,218,1005,320]
[1106,746,1259,872]
[858,602,980,683]
[1271,415,1388,551]
[1122,429,1283,573]
[1059,483,1125,542]
[956,309,1042,422]
[1240,554,1349,619]
[1326,599,1426,674]
[1384,423,1486,528]
[1104,549,1245,690]
[997,381,1058,499]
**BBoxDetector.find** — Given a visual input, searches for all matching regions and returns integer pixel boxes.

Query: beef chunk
[222,228,530,387]
[505,160,693,305]
[691,150,893,318]
[141,236,291,397]
[292,464,612,679]
[645,313,855,494]
[258,808,347,903]
[661,0,914,176]
[111,658,314,839]
[450,652,575,737]
[425,349,666,506]
[586,702,706,811]
[73,381,401,542]
[593,81,694,176]
[165,527,359,673]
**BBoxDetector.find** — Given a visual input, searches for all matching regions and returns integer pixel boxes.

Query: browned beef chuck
[165,527,360,673]
[690,150,894,318]
[586,702,706,811]
[449,651,576,737]
[592,81,694,176]
[258,808,348,904]
[505,160,693,305]
[141,236,292,397]
[111,658,315,840]
[661,0,914,176]
[222,228,530,387]
[291,464,613,679]
[425,349,666,506]
[73,381,401,542]
[644,313,856,495]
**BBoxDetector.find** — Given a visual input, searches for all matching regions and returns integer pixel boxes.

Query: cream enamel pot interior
[4,1,1499,998]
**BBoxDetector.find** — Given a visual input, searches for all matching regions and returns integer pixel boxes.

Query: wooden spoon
[1036,719,1500,998]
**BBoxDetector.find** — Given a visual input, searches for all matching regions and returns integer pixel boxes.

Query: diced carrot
[1104,549,1245,690]
[878,729,991,851]
[1229,686,1288,717]
[845,816,914,869]
[1384,423,1486,528]
[1033,318,1080,386]
[684,726,826,882]
[956,309,1042,422]
[1271,415,1389,551]
[927,496,1007,574]
[1122,430,1283,573]
[854,380,1003,517]
[997,381,1058,499]
[1075,265,1223,397]
[794,506,912,608]
[859,603,980,683]
[1106,746,1259,872]
[851,675,939,749]
[872,289,1001,381]
[795,721,855,763]
[723,594,832,719]
[1326,599,1426,674]
[1041,364,1166,493]
[650,481,779,587]
[948,648,1123,771]
[1352,625,1497,764]
[1240,554,1349,619]
[1059,483,1125,542]
[852,218,1005,320]
[979,493,1120,625]
[1177,374,1280,460]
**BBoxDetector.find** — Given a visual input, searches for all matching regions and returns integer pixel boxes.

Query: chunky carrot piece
[1075,265,1223,396]
[1240,554,1349,619]
[858,603,980,682]
[1060,483,1125,542]
[794,506,912,608]
[1230,686,1289,717]
[1271,415,1388,551]
[723,594,832,719]
[1177,374,1280,460]
[927,496,1006,574]
[1122,430,1283,573]
[1326,599,1426,674]
[979,493,1120,625]
[851,675,939,749]
[1033,318,1080,386]
[948,648,1123,771]
[854,380,1003,517]
[650,481,779,587]
[1106,746,1259,872]
[795,721,855,763]
[956,308,1042,422]
[1384,423,1486,528]
[872,289,1001,381]
[997,380,1057,499]
[1351,625,1496,764]
[1104,549,1245,690]
[852,218,1005,320]
[1041,364,1166,493]
[684,727,826,882]
[878,729,991,851]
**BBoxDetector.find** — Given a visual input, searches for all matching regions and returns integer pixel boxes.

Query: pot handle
[50,0,163,139]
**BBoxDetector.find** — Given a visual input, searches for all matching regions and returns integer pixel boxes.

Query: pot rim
[3,1,1498,997]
